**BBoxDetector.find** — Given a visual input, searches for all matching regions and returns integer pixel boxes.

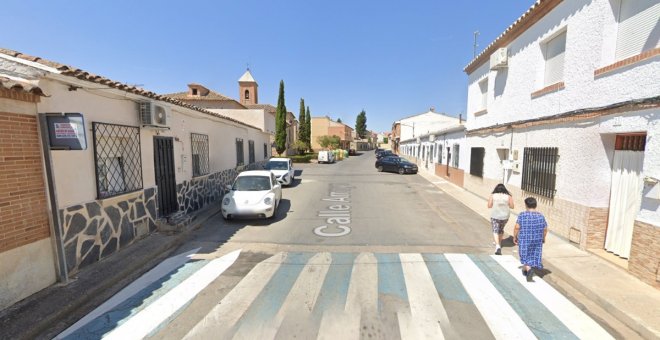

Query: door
[604,135,646,258]
[154,136,178,217]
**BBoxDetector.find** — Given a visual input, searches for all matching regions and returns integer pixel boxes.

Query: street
[52,152,614,339]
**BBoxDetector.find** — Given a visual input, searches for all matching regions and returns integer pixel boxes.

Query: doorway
[604,134,646,259]
[154,136,178,217]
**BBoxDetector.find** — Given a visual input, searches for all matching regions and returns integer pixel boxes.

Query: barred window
[264,143,268,159]
[452,144,460,168]
[236,138,244,166]
[93,122,143,199]
[470,147,485,177]
[248,140,255,163]
[191,133,209,177]
[521,147,559,198]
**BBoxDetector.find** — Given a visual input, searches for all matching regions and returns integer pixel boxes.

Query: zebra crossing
[57,250,614,339]
[185,252,613,340]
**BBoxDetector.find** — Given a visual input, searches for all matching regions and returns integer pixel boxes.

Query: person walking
[487,184,514,255]
[513,197,548,282]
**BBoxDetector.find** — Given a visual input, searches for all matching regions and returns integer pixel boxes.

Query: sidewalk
[416,169,660,339]
[0,205,220,340]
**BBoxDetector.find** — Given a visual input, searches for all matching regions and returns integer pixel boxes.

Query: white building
[463,0,659,287]
[397,109,467,186]
[0,48,270,309]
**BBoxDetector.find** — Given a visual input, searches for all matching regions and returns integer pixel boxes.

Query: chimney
[459,114,463,124]
[430,106,435,112]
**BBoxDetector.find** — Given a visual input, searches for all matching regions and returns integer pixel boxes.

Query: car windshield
[265,161,289,170]
[232,176,271,191]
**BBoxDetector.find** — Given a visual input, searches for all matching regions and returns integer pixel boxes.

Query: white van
[317,150,335,164]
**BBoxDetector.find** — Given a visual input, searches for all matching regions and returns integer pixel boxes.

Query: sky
[1,1,534,133]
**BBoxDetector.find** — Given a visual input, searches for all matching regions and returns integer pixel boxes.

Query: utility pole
[473,31,480,58]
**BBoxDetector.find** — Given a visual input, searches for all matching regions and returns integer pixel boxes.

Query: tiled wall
[629,220,660,288]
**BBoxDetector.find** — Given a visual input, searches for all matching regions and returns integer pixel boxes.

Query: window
[521,147,559,198]
[470,147,485,177]
[544,31,566,85]
[616,0,660,60]
[437,144,443,162]
[191,133,209,177]
[479,79,488,110]
[236,138,244,166]
[93,122,143,199]
[248,140,255,163]
[192,88,198,96]
[264,143,268,158]
[452,144,460,168]
[245,89,250,99]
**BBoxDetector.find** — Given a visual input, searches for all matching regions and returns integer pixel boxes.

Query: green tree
[292,140,307,154]
[305,106,312,149]
[356,110,367,139]
[337,118,342,123]
[298,98,306,148]
[317,135,340,149]
[275,80,287,155]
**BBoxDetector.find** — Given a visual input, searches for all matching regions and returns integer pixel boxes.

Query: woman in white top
[487,183,514,255]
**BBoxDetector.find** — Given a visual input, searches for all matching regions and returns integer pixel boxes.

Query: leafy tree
[298,98,306,147]
[337,118,342,123]
[317,135,340,149]
[293,140,307,154]
[275,80,287,155]
[356,110,367,139]
[305,106,312,149]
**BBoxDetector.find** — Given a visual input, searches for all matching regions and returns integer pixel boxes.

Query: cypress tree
[275,80,287,155]
[305,106,312,149]
[298,98,306,146]
[356,110,367,139]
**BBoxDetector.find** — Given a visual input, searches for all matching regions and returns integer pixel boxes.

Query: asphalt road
[54,152,616,339]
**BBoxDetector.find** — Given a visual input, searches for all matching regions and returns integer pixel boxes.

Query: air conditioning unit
[139,102,169,127]
[489,47,508,70]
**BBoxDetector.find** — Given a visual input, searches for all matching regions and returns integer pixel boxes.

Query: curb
[1,206,220,340]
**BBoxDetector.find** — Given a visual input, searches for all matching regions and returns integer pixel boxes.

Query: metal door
[154,136,178,217]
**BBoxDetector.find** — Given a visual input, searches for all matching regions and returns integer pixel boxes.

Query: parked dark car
[376,150,394,159]
[375,156,418,174]
[374,148,383,154]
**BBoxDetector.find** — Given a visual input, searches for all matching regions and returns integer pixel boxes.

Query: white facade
[398,110,460,142]
[463,0,659,284]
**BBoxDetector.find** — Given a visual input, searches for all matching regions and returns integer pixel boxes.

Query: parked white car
[265,157,295,186]
[317,150,335,164]
[221,170,282,220]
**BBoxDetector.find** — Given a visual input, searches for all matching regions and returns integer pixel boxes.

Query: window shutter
[544,31,566,85]
[616,0,660,60]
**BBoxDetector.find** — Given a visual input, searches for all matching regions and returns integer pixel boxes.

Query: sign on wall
[45,113,87,150]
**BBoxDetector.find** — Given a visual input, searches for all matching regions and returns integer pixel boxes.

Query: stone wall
[176,161,268,214]
[58,187,157,274]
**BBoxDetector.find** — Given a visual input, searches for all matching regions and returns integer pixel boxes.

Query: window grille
[191,133,209,177]
[452,144,460,168]
[264,143,268,158]
[470,147,485,177]
[93,122,143,199]
[248,140,255,163]
[236,138,244,166]
[615,134,646,151]
[521,147,559,198]
[544,31,566,85]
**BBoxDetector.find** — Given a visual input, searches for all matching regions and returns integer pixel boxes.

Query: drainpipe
[38,113,69,283]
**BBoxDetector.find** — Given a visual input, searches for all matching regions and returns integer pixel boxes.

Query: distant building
[311,116,353,150]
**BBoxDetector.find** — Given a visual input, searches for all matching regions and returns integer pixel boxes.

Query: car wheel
[224,214,233,221]
[377,165,383,172]
[398,167,405,175]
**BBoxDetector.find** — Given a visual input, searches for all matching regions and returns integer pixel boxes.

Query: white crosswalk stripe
[64,251,613,339]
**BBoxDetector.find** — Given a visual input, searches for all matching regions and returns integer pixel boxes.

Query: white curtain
[604,151,644,258]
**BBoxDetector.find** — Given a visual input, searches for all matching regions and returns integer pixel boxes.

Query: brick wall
[629,220,660,288]
[0,111,50,253]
